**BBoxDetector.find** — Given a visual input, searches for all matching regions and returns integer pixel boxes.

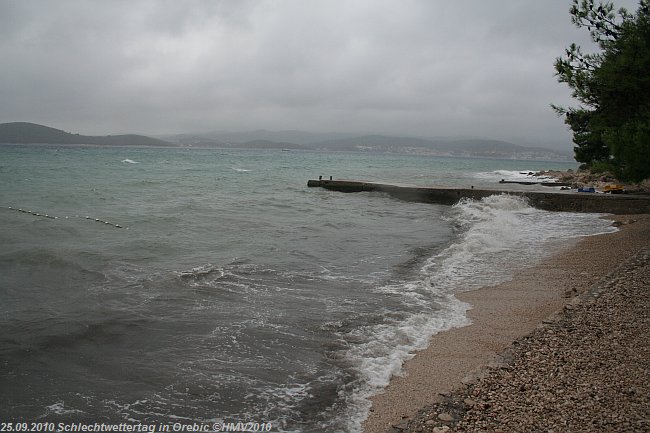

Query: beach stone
[375,222,650,433]
[464,398,476,407]
[564,288,577,298]
[461,374,477,385]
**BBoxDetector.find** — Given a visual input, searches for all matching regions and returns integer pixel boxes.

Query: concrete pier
[307,179,650,214]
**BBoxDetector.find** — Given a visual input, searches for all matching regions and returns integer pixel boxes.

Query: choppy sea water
[0,146,616,432]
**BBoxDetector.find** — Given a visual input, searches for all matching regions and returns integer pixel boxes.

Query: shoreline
[363,214,650,433]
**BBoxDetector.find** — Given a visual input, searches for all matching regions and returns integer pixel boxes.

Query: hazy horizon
[1,121,574,153]
[1,0,641,151]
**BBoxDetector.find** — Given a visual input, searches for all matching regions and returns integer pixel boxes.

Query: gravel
[394,248,650,433]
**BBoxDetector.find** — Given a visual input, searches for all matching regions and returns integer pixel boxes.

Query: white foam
[353,296,469,388]
[337,290,470,432]
[231,167,251,172]
[473,169,557,183]
[178,264,225,280]
[44,401,84,416]
[343,194,617,431]
[422,195,616,291]
[121,159,140,164]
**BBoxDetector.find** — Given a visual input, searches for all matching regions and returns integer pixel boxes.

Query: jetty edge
[307,179,650,214]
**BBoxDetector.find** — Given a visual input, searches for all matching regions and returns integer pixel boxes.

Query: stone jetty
[307,179,650,214]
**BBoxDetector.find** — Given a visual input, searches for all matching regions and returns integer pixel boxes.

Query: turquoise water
[0,146,611,432]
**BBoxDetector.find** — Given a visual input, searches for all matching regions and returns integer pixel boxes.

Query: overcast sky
[0,0,641,149]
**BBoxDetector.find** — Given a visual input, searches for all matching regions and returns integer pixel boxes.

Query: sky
[0,0,641,149]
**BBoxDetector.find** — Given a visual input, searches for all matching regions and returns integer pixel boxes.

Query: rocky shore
[538,169,650,194]
[364,215,650,433]
[399,248,650,433]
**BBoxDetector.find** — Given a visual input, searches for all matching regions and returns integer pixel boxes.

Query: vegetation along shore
[539,169,650,194]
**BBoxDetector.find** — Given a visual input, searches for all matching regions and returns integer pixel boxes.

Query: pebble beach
[364,215,650,433]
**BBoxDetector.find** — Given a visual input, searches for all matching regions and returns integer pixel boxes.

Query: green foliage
[555,0,650,181]
[606,110,650,180]
[589,160,620,176]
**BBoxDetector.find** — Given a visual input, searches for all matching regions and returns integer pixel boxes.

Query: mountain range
[0,122,172,147]
[162,130,572,160]
[0,122,573,161]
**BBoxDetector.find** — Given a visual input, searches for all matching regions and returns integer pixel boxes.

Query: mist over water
[0,146,613,432]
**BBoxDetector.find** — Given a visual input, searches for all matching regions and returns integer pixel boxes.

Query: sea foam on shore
[364,215,650,433]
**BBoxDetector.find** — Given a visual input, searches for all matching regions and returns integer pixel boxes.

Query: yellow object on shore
[603,184,625,193]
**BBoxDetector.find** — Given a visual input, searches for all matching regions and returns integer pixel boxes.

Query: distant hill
[163,129,357,146]
[1,123,573,160]
[0,122,172,147]
[163,130,571,160]
[310,135,573,161]
[312,134,438,152]
[164,134,310,150]
[234,140,310,150]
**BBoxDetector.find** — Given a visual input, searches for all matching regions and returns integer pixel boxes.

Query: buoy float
[4,205,126,229]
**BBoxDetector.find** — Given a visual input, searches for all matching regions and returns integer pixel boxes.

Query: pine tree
[554,0,650,181]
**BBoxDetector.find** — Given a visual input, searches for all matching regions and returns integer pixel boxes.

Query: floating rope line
[4,206,127,229]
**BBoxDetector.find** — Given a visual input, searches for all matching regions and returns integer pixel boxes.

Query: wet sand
[363,214,650,433]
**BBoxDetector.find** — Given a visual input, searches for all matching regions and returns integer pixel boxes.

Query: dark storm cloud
[0,0,641,148]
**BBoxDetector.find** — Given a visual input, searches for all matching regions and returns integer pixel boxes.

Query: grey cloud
[0,0,641,147]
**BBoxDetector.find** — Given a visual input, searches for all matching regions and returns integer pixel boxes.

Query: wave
[178,264,226,281]
[336,194,617,431]
[424,194,616,290]
[121,159,140,164]
[0,248,105,278]
[43,402,85,417]
[335,296,469,432]
[2,189,617,430]
[473,169,558,182]
[2,315,151,359]
[231,167,250,172]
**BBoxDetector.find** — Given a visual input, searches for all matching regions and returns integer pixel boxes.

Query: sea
[0,145,616,432]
